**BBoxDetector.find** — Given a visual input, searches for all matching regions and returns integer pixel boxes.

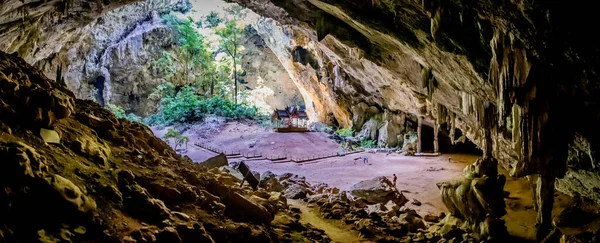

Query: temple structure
[271,106,309,132]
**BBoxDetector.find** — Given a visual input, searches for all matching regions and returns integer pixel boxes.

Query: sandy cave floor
[153,121,573,241]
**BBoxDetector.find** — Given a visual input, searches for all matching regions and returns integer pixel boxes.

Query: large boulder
[350,176,408,206]
[377,112,405,148]
[259,171,284,192]
[283,184,310,199]
[356,118,382,141]
[197,153,228,169]
[402,132,418,155]
[219,166,244,182]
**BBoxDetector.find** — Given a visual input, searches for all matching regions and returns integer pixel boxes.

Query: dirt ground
[153,121,573,241]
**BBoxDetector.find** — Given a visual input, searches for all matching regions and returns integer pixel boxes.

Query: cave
[94,75,106,106]
[291,46,319,69]
[1,0,600,243]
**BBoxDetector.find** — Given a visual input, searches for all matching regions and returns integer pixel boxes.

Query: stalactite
[512,104,522,156]
[489,28,532,127]
[449,112,456,144]
[421,66,437,99]
[461,91,469,114]
[436,102,448,125]
[482,104,496,157]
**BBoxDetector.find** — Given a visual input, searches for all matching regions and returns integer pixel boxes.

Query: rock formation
[2,0,600,240]
[229,0,600,240]
[0,51,327,242]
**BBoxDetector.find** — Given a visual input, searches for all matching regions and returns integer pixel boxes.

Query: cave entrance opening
[94,75,106,106]
[412,120,481,155]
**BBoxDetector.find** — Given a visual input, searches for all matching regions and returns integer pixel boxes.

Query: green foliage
[216,19,245,104]
[360,140,377,149]
[149,82,176,101]
[162,128,189,151]
[107,103,142,123]
[196,96,264,120]
[153,51,175,80]
[158,12,215,93]
[146,86,201,125]
[145,83,266,126]
[204,11,222,28]
[336,127,353,137]
[161,12,186,26]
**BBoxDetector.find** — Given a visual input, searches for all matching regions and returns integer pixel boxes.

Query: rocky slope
[0,51,328,242]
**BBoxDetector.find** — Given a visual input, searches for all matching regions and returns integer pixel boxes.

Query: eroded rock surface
[0,51,327,242]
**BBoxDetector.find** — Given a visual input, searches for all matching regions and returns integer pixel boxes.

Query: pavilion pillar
[417,116,423,153]
[434,120,439,154]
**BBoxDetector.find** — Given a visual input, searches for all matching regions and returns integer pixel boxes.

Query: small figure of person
[393,174,397,188]
[363,157,369,164]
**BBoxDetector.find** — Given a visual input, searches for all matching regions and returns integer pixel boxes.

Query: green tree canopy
[216,20,244,104]
[204,11,222,28]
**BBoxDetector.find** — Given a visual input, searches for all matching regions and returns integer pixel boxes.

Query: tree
[163,128,189,151]
[204,11,222,28]
[216,20,244,104]
[159,13,215,94]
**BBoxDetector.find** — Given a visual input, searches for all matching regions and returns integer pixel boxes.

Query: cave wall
[240,26,305,112]
[3,0,600,206]
[1,0,305,117]
[1,0,189,116]
[232,0,600,205]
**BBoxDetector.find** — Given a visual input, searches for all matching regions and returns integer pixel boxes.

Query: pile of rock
[0,52,331,243]
[255,170,498,243]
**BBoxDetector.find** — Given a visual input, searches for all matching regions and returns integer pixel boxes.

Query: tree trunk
[210,73,214,97]
[234,57,237,105]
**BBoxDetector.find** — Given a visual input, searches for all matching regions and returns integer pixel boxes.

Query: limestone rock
[44,174,97,214]
[220,166,244,182]
[437,157,507,239]
[40,128,61,144]
[396,213,425,232]
[197,153,228,169]
[350,176,408,206]
[157,226,182,243]
[402,133,418,156]
[0,52,75,129]
[259,171,284,192]
[357,118,382,141]
[283,184,310,199]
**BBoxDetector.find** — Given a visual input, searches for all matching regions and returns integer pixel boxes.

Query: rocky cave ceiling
[2,0,600,221]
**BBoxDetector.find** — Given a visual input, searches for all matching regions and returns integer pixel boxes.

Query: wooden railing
[194,142,364,163]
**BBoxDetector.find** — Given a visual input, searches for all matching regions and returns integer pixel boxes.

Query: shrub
[360,139,377,149]
[196,96,265,120]
[162,128,189,151]
[107,103,142,123]
[146,86,267,126]
[336,127,353,137]
[146,86,202,125]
